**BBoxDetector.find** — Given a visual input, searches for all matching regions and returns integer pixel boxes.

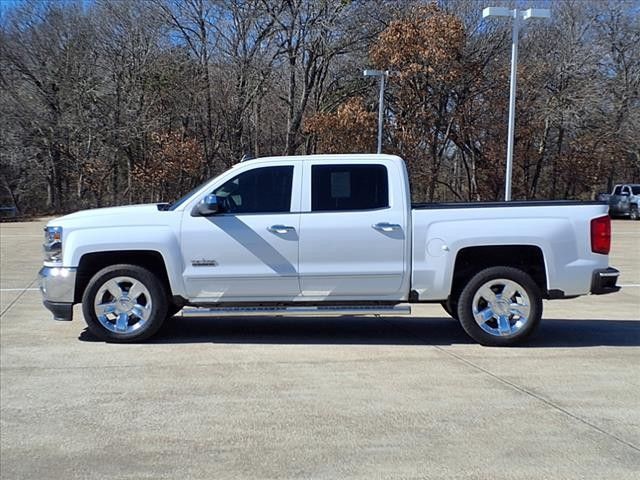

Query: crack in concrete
[0,277,38,318]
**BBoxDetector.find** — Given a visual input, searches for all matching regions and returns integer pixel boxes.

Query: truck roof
[238,153,404,164]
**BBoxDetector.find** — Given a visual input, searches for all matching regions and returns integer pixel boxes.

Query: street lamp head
[483,6,551,21]
[482,7,512,18]
[522,8,551,20]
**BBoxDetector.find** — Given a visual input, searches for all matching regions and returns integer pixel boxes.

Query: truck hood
[49,204,167,227]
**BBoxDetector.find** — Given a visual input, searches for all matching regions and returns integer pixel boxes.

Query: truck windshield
[632,186,640,195]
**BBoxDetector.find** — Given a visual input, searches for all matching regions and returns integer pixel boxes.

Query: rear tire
[457,266,542,346]
[82,264,168,343]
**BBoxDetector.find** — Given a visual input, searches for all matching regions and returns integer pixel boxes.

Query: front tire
[630,205,639,220]
[82,264,168,342]
[457,267,542,346]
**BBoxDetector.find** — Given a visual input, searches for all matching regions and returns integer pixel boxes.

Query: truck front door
[181,163,302,301]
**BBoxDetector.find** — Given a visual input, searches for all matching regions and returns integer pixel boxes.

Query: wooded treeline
[1,0,638,214]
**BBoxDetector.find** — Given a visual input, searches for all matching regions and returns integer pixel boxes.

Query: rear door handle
[268,225,295,234]
[372,222,402,232]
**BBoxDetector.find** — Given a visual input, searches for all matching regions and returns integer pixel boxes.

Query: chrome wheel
[472,278,531,337]
[93,276,152,334]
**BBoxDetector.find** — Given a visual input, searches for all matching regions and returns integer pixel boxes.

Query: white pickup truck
[40,154,620,346]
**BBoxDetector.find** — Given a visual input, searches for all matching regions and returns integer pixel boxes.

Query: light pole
[483,7,550,201]
[363,69,389,154]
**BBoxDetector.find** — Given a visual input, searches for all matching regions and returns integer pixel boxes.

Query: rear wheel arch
[449,245,548,302]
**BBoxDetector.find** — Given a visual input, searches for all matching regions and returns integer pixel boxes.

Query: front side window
[311,164,388,212]
[613,186,623,195]
[213,166,293,214]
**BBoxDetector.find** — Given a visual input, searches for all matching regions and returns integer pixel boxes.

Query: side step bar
[180,304,411,318]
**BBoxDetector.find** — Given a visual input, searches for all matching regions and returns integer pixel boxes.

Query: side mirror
[192,194,219,216]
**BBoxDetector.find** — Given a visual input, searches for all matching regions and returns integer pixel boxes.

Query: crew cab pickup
[40,154,620,346]
[597,184,640,220]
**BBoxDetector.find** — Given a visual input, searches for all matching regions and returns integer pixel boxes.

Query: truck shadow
[79,316,640,347]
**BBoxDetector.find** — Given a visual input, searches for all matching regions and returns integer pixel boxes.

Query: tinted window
[312,164,388,211]
[632,186,640,195]
[214,166,293,213]
[613,186,622,195]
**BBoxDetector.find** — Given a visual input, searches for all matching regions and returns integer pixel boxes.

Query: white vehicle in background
[40,154,620,346]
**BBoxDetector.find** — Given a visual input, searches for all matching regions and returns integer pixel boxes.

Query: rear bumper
[590,267,621,295]
[39,267,77,320]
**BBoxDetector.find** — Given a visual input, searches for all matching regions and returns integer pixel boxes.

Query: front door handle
[372,222,402,232]
[268,225,295,234]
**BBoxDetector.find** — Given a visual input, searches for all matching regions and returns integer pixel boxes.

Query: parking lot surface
[1,218,639,479]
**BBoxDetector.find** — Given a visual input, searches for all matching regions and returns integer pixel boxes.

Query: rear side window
[214,166,293,213]
[311,164,388,211]
[613,186,622,195]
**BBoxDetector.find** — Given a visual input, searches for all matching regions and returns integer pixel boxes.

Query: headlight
[43,226,63,263]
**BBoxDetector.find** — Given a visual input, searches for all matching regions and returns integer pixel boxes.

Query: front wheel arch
[75,250,172,303]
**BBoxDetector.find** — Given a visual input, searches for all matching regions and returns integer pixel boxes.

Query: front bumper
[590,267,621,295]
[39,267,77,320]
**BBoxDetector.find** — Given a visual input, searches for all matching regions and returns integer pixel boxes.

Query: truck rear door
[298,159,408,299]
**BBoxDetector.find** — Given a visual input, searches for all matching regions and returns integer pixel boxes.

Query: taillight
[590,215,611,255]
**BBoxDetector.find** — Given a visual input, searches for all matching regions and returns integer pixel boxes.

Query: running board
[180,304,411,318]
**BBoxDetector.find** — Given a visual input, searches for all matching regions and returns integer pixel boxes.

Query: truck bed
[409,201,610,301]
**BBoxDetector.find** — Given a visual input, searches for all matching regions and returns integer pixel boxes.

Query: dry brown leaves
[304,97,377,153]
[131,131,205,190]
[370,3,465,84]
